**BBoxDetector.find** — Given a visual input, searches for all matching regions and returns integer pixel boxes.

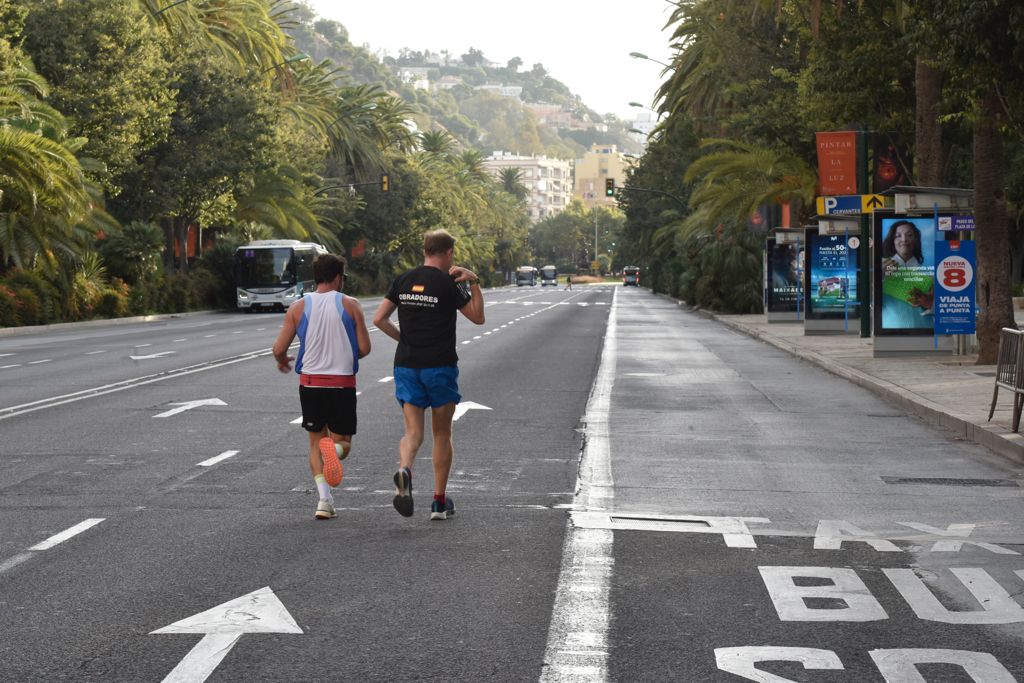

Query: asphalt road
[2,284,1023,682]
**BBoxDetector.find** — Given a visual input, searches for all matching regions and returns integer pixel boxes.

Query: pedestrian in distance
[272,254,371,520]
[372,229,486,520]
[566,274,572,290]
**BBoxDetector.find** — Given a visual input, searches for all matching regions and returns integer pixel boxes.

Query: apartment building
[483,152,574,222]
[573,143,630,209]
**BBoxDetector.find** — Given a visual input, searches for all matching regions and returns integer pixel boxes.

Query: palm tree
[497,167,528,200]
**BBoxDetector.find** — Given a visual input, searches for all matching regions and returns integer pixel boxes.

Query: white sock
[314,474,333,502]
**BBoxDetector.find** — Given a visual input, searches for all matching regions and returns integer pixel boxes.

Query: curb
[709,313,1024,466]
[0,310,222,338]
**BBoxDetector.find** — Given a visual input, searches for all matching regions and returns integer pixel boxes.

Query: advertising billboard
[765,237,803,313]
[804,231,859,319]
[872,211,943,335]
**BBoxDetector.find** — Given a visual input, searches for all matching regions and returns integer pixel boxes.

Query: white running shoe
[314,499,336,520]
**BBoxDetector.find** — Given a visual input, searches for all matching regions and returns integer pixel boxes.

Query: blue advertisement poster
[934,240,977,335]
[806,233,859,319]
[878,216,936,331]
[766,238,802,313]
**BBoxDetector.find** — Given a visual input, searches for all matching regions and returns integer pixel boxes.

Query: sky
[303,0,676,121]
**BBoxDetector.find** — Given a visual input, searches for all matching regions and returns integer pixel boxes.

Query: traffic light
[380,173,390,193]
[605,178,615,197]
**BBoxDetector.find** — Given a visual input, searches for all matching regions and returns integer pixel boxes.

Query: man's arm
[272,301,301,373]
[347,298,372,358]
[372,298,401,342]
[450,266,485,325]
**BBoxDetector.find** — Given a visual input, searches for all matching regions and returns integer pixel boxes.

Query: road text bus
[234,240,327,311]
[623,265,641,286]
[540,265,558,286]
[516,266,537,286]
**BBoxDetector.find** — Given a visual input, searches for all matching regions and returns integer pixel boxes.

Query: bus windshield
[540,266,557,279]
[235,248,295,288]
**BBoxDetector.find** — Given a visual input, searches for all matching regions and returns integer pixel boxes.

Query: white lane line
[461,341,471,345]
[484,332,492,336]
[136,343,152,348]
[28,359,52,365]
[173,339,187,343]
[0,353,13,357]
[86,350,107,355]
[203,334,217,338]
[541,287,617,683]
[197,450,240,467]
[290,417,303,424]
[256,328,266,332]
[29,518,106,551]
[1,364,21,369]
[473,336,482,340]
[0,553,32,573]
[379,376,394,383]
[232,330,244,334]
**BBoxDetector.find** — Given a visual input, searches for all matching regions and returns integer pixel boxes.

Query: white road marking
[152,587,302,683]
[541,287,616,683]
[0,353,13,357]
[29,359,52,365]
[290,417,303,424]
[452,401,492,421]
[0,553,33,573]
[256,328,266,331]
[130,351,175,360]
[203,334,216,338]
[232,330,244,334]
[153,398,227,419]
[197,450,240,467]
[473,336,482,340]
[29,518,105,551]
[1,364,21,369]
[136,343,152,348]
[173,339,187,342]
[379,376,393,383]
[461,340,471,345]
[86,350,107,355]
[484,332,492,335]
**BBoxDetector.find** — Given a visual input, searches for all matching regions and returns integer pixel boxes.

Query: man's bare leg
[394,403,425,517]
[429,402,456,496]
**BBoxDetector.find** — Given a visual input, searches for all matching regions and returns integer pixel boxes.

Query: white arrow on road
[453,401,492,422]
[153,398,226,418]
[151,586,302,683]
[130,351,175,360]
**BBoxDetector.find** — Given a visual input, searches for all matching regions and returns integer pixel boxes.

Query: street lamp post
[629,51,671,69]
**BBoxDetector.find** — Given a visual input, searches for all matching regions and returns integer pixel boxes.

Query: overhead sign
[934,240,977,335]
[816,195,891,216]
[152,587,302,683]
[815,131,859,195]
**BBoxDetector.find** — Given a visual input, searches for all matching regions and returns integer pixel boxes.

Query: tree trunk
[974,84,1014,364]
[914,54,943,186]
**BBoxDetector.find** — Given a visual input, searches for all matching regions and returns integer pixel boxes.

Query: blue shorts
[394,365,461,409]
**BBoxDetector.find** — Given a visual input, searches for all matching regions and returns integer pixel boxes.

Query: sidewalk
[709,313,1024,466]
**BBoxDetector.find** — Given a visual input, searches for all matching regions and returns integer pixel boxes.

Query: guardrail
[988,327,1024,432]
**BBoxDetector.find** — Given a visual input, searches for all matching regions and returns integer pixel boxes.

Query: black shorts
[299,386,357,435]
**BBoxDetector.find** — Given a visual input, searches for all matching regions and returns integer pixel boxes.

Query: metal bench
[988,327,1024,431]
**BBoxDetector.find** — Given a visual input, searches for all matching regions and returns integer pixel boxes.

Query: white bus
[539,265,558,286]
[234,240,327,311]
[515,265,537,286]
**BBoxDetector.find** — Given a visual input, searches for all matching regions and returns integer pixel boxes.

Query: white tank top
[295,292,359,376]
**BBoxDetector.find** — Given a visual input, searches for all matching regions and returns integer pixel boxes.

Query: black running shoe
[393,467,413,517]
[430,496,455,521]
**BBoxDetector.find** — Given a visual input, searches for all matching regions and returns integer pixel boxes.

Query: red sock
[433,493,446,504]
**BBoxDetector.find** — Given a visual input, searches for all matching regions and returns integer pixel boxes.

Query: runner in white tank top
[272,254,371,520]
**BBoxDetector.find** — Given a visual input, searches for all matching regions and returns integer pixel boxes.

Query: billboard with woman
[872,212,937,334]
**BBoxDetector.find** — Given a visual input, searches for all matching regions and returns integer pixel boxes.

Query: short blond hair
[423,229,456,256]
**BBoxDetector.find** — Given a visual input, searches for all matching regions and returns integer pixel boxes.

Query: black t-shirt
[385,265,473,368]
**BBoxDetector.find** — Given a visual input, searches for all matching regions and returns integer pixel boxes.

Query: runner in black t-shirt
[373,229,485,520]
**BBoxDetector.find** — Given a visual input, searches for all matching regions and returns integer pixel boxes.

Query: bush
[13,287,41,326]
[5,269,60,323]
[94,288,129,318]
[0,285,18,326]
[164,272,193,313]
[128,277,163,315]
[186,268,220,309]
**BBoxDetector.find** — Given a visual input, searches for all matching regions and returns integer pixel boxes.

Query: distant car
[623,266,641,286]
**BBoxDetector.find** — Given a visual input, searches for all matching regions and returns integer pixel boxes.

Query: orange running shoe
[319,437,343,487]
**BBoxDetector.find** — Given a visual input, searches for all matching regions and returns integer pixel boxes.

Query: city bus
[539,265,558,286]
[623,265,641,286]
[516,265,537,286]
[234,240,327,311]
